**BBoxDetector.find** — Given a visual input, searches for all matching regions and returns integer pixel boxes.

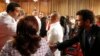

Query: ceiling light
[33,0,38,2]
[5,0,10,4]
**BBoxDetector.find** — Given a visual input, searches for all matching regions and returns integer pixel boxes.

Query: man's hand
[49,43,57,53]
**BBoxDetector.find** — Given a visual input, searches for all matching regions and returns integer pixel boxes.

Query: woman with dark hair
[60,16,67,37]
[40,17,47,37]
[0,16,53,56]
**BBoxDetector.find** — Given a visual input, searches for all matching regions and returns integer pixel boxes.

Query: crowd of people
[0,2,100,56]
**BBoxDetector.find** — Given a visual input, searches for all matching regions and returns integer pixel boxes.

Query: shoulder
[0,40,14,56]
[92,25,100,32]
[91,25,100,36]
[1,40,14,51]
[32,38,51,56]
[0,12,7,18]
[0,12,11,23]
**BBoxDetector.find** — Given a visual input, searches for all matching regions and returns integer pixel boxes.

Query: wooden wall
[50,0,100,16]
[0,2,6,12]
[19,1,49,15]
[0,0,100,16]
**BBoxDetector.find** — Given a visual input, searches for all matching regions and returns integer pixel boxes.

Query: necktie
[86,32,95,49]
[89,36,95,48]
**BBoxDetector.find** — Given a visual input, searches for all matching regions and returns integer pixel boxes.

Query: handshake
[49,42,58,53]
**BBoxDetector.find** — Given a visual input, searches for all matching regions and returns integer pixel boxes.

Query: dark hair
[13,16,41,56]
[60,16,66,27]
[76,9,94,23]
[6,2,20,13]
[40,17,47,37]
[60,16,67,35]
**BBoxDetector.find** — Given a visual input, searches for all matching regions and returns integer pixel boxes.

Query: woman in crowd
[40,17,47,38]
[0,16,53,56]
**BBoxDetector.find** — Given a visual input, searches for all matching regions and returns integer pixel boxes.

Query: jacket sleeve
[57,28,84,51]
[57,35,79,51]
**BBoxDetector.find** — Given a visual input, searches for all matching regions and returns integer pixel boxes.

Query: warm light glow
[5,0,10,4]
[33,0,38,2]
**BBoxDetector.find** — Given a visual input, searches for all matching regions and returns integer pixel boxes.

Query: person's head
[17,9,26,20]
[95,15,100,22]
[50,12,60,23]
[60,16,66,27]
[14,16,41,56]
[32,9,38,16]
[6,2,21,18]
[66,16,69,20]
[38,12,44,19]
[76,9,94,28]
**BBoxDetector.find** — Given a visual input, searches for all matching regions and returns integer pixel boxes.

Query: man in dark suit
[52,9,100,56]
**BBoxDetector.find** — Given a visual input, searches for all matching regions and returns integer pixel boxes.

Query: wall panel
[0,0,100,16]
[0,2,6,12]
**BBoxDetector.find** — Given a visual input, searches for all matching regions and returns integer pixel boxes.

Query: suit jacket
[57,25,100,56]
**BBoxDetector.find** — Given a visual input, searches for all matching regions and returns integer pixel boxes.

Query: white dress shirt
[47,21,63,56]
[35,16,41,35]
[0,12,17,50]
